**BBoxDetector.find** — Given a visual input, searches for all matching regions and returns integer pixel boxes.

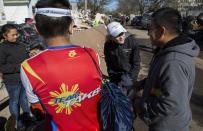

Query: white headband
[36,8,72,17]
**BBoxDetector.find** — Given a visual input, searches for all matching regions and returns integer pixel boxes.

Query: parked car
[140,13,151,29]
[131,16,142,26]
[111,17,121,22]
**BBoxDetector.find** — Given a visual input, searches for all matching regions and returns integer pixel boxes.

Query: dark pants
[5,82,30,127]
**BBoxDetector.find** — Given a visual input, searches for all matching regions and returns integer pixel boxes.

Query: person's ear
[159,26,166,40]
[3,33,7,39]
[68,22,74,35]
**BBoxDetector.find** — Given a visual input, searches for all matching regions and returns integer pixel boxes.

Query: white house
[0,0,32,24]
[0,0,79,24]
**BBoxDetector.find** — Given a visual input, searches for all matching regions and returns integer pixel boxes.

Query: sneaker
[19,113,36,128]
[4,115,16,131]
[17,120,25,131]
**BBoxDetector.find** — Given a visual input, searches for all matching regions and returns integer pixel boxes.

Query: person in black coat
[193,13,203,47]
[104,22,140,95]
[0,24,31,130]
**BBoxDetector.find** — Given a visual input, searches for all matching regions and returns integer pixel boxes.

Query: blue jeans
[5,82,30,123]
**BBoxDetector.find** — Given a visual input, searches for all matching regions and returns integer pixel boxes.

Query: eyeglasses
[115,32,125,38]
[191,20,198,25]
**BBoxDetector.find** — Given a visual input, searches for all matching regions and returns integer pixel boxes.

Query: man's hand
[134,99,142,114]
[134,78,146,91]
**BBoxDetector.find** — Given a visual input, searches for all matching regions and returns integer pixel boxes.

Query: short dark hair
[35,0,72,39]
[0,24,17,40]
[1,24,17,34]
[197,13,203,25]
[29,42,45,51]
[152,7,182,34]
[25,18,33,23]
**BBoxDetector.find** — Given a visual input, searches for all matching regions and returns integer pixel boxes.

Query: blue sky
[105,1,118,11]
[70,0,118,11]
[69,0,78,2]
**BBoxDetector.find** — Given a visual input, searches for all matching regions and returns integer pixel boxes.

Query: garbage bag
[0,117,7,131]
[100,82,134,131]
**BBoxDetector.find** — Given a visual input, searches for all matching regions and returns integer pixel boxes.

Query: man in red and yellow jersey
[20,0,102,131]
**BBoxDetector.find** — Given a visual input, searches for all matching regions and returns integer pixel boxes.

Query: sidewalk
[0,26,202,130]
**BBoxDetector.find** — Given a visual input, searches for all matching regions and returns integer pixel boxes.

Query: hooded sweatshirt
[140,35,200,130]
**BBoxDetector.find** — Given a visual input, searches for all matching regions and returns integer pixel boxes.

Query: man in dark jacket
[191,13,203,47]
[104,22,140,94]
[136,8,200,131]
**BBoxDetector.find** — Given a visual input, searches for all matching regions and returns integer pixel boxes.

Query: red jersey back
[21,46,102,131]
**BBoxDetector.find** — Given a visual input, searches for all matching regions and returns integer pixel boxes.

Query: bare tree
[77,0,112,16]
[116,0,185,15]
[117,0,152,15]
[137,0,166,14]
[137,0,146,14]
[117,0,138,15]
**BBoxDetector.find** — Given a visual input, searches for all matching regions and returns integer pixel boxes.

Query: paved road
[0,26,202,131]
[127,26,203,131]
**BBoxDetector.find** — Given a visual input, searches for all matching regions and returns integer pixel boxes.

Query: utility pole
[0,0,6,21]
[85,0,87,15]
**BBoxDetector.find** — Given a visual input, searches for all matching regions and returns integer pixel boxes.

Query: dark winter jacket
[104,33,140,84]
[139,35,200,130]
[191,30,203,46]
[0,41,28,84]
